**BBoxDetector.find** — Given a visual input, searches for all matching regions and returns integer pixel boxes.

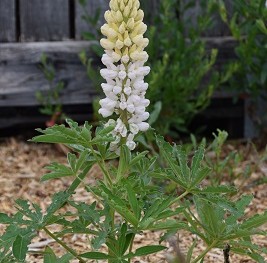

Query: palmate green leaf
[151,170,187,189]
[125,182,141,220]
[12,232,32,261]
[44,247,73,263]
[97,124,115,136]
[133,245,167,257]
[146,220,188,231]
[44,247,57,263]
[226,228,266,240]
[32,133,77,145]
[66,150,90,174]
[190,167,211,188]
[194,197,226,238]
[175,146,190,182]
[0,213,12,224]
[67,162,93,194]
[192,185,237,194]
[80,252,115,259]
[99,184,139,227]
[58,253,74,263]
[117,145,131,177]
[186,239,197,263]
[118,223,128,256]
[240,211,267,230]
[232,240,267,253]
[15,199,43,223]
[226,195,253,225]
[155,207,185,221]
[91,231,107,250]
[75,150,89,173]
[41,163,74,181]
[198,195,238,215]
[0,250,16,263]
[122,233,135,256]
[31,120,93,147]
[140,196,174,225]
[190,143,205,179]
[117,224,135,258]
[43,191,71,224]
[231,246,265,263]
[129,151,149,167]
[156,136,186,187]
[0,225,20,250]
[67,201,101,227]
[67,153,76,172]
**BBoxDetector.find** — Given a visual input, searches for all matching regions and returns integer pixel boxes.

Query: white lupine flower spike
[99,0,150,153]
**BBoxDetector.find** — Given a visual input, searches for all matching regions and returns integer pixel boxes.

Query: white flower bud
[127,104,135,113]
[140,112,149,121]
[100,38,115,50]
[120,102,127,110]
[102,54,115,66]
[113,86,122,95]
[100,69,118,79]
[101,24,117,38]
[130,123,139,134]
[124,87,132,95]
[138,122,149,131]
[126,140,136,150]
[99,108,113,117]
[118,70,127,80]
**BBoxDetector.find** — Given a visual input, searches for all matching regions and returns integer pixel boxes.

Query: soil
[0,137,266,263]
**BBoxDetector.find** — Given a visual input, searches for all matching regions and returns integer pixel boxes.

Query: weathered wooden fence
[0,0,254,137]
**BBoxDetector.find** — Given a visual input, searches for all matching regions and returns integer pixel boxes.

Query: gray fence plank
[0,41,98,107]
[0,0,16,42]
[140,0,160,24]
[19,0,70,41]
[75,0,109,40]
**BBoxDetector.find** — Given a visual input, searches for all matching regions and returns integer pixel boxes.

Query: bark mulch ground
[0,137,266,262]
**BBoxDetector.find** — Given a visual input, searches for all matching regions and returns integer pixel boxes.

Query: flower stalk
[99,0,151,153]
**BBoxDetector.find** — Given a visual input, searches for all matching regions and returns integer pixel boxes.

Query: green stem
[67,164,92,194]
[192,240,218,263]
[128,233,135,263]
[108,209,116,263]
[170,190,189,206]
[116,138,127,182]
[88,145,113,186]
[72,170,103,204]
[43,226,86,263]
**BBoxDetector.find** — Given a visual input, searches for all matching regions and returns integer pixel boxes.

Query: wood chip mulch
[0,137,266,263]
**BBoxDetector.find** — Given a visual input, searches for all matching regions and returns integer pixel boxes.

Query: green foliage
[36,54,65,124]
[44,247,74,263]
[217,0,267,120]
[1,120,267,262]
[145,0,222,136]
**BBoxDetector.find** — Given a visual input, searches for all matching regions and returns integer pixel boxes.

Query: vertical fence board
[140,0,160,24]
[75,0,108,40]
[19,0,70,41]
[0,0,16,42]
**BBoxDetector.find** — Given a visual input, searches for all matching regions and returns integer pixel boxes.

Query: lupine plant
[1,1,267,263]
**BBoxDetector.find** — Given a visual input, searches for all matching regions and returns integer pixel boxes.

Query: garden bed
[0,137,266,262]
